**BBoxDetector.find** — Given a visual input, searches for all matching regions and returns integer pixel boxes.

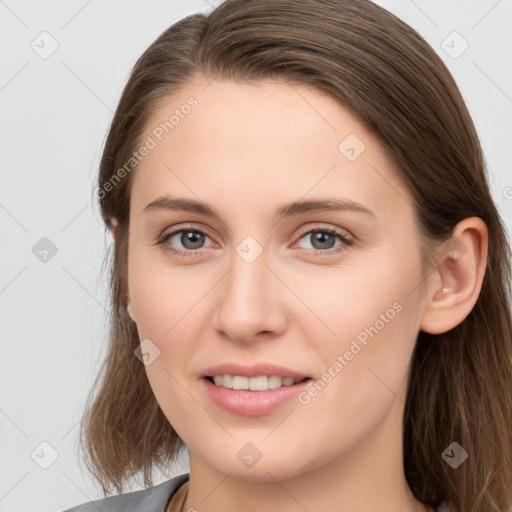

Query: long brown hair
[78,1,512,510]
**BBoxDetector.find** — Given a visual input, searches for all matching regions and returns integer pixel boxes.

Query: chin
[204,444,318,483]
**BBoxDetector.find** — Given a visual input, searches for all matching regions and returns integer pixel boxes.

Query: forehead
[130,77,411,222]
[143,77,372,157]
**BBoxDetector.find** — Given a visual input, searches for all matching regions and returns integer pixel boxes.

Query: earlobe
[127,300,136,323]
[110,217,119,240]
[420,217,488,335]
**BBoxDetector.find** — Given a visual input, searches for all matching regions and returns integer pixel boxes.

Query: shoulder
[61,473,190,512]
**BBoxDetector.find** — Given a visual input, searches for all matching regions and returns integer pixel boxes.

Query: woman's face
[126,77,429,482]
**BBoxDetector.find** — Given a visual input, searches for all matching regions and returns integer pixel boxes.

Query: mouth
[201,375,314,416]
[203,375,313,391]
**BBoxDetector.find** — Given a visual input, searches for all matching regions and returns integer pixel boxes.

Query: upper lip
[202,362,310,379]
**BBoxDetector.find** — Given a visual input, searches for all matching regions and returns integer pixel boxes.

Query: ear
[110,217,119,240]
[420,217,488,335]
[126,297,136,323]
[110,217,135,322]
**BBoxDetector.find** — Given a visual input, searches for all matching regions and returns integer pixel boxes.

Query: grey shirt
[61,473,190,512]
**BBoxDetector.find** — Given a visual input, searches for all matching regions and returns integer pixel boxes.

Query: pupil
[312,232,335,250]
[182,231,204,249]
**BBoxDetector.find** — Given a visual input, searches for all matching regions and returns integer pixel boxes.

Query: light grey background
[1,1,511,511]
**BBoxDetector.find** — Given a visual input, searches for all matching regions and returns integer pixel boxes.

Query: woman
[64,0,512,511]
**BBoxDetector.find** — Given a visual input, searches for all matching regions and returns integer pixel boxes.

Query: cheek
[128,245,208,337]
[300,254,422,420]
[288,247,419,345]
[292,298,419,461]
[127,250,211,404]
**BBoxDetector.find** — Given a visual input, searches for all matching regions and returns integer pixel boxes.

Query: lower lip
[201,377,312,416]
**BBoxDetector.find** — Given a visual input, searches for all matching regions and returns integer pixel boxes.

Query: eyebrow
[143,195,376,220]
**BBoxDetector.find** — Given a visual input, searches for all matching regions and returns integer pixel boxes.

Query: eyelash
[156,224,353,258]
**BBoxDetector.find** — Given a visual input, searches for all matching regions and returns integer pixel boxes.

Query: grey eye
[167,229,211,250]
[297,229,344,251]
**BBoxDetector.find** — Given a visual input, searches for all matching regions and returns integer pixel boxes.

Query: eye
[294,226,353,255]
[157,226,214,256]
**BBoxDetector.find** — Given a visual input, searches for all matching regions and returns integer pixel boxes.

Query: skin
[111,76,488,512]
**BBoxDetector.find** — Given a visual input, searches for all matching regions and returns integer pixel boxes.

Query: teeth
[211,375,304,391]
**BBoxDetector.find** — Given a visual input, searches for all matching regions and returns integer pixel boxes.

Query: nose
[213,245,288,344]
